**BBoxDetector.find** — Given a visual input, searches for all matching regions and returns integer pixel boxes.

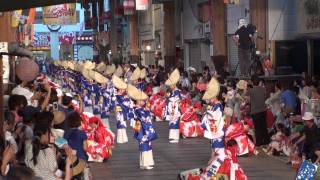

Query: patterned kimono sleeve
[201,114,209,131]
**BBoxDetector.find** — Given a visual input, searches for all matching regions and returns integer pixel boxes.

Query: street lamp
[145,45,151,51]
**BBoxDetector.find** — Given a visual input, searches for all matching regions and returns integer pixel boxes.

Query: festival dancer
[128,85,157,170]
[200,77,226,179]
[130,67,147,91]
[164,69,182,143]
[103,64,117,113]
[180,99,204,138]
[112,75,129,144]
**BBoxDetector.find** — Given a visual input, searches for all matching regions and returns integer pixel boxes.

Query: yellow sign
[42,4,76,25]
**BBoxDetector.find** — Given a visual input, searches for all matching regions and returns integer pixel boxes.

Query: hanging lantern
[124,0,135,15]
[135,0,148,11]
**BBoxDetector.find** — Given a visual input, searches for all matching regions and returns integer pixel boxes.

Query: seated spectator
[263,123,287,155]
[25,124,58,180]
[293,112,320,162]
[16,106,41,141]
[4,111,18,154]
[8,95,27,123]
[64,112,88,161]
[11,81,35,106]
[55,94,83,131]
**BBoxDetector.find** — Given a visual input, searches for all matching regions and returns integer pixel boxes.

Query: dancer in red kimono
[81,112,115,162]
[180,99,204,138]
[149,88,166,122]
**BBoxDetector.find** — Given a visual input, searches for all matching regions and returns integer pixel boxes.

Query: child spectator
[63,112,88,161]
[263,123,287,155]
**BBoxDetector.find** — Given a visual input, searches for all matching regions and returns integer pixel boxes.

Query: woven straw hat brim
[165,69,180,86]
[104,64,116,75]
[127,84,148,100]
[202,78,220,100]
[96,62,107,72]
[112,75,127,89]
[93,71,108,84]
[130,67,141,81]
[114,66,124,77]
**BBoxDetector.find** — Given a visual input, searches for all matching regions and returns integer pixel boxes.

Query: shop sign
[124,0,135,15]
[136,0,148,10]
[33,32,76,47]
[298,0,320,34]
[43,3,77,25]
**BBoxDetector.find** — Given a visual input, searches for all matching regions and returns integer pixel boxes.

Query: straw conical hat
[62,61,69,69]
[165,69,180,86]
[92,71,108,84]
[70,156,86,176]
[112,75,127,89]
[53,61,58,66]
[88,70,96,80]
[82,69,92,80]
[130,67,141,81]
[202,77,220,100]
[127,84,148,101]
[68,61,75,70]
[140,68,147,79]
[75,63,81,72]
[84,61,95,70]
[114,65,124,77]
[96,62,107,72]
[104,64,116,75]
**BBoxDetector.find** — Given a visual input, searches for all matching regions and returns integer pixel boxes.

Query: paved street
[90,119,296,180]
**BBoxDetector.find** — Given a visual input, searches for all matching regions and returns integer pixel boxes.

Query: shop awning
[0,0,77,12]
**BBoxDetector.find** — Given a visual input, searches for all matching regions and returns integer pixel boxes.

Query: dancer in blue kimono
[112,75,129,144]
[128,84,157,170]
[164,69,182,143]
[200,77,226,179]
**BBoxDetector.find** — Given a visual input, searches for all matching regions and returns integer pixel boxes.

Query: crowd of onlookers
[1,60,320,179]
[1,76,89,180]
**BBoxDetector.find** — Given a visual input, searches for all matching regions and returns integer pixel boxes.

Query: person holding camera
[233,19,255,76]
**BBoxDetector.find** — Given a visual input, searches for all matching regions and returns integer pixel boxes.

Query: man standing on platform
[233,19,254,76]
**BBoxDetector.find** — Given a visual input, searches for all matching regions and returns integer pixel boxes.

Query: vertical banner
[42,4,77,25]
[0,42,9,83]
[135,0,148,10]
